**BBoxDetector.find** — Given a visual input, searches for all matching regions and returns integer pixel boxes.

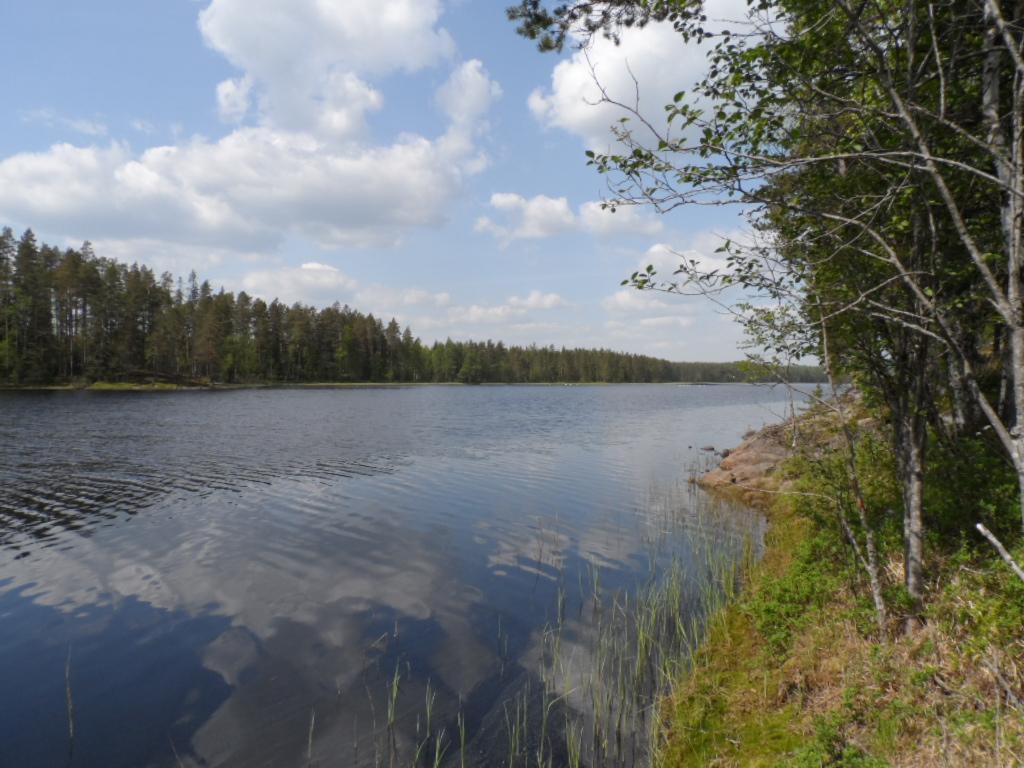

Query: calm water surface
[0,385,798,767]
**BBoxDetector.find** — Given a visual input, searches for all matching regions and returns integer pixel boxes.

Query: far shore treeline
[0,228,824,386]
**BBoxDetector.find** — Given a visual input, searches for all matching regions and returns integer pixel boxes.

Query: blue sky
[0,0,750,360]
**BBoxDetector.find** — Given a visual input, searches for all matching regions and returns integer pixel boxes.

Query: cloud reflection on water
[0,385,796,766]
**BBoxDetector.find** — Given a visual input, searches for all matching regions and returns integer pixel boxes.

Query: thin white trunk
[897,417,926,629]
[819,307,888,631]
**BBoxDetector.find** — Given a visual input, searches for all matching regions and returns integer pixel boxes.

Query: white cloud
[601,289,672,313]
[20,109,108,138]
[638,243,687,277]
[437,60,503,128]
[354,285,452,309]
[88,237,267,278]
[198,0,454,135]
[579,201,662,236]
[690,228,753,260]
[0,3,500,257]
[231,265,568,341]
[242,261,358,305]
[476,193,576,243]
[595,228,755,358]
[508,321,564,334]
[0,63,501,251]
[528,0,749,150]
[477,193,661,244]
[316,73,384,139]
[407,291,569,328]
[509,290,566,310]
[602,310,743,360]
[216,76,253,123]
[130,119,156,134]
[448,304,526,324]
[638,315,695,328]
[236,263,462,318]
[638,231,749,278]
[611,229,753,309]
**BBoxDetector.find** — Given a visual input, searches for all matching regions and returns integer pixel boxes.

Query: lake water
[0,384,799,767]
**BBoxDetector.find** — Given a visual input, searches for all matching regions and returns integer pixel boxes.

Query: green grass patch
[86,381,185,391]
[658,412,1024,767]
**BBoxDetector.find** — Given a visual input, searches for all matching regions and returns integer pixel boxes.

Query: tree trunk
[983,3,1024,530]
[1011,324,1024,533]
[894,412,927,631]
[818,309,888,632]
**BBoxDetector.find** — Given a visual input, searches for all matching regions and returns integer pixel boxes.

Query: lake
[0,384,800,767]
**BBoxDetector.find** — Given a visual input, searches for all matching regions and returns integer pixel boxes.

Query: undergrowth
[657,406,1024,767]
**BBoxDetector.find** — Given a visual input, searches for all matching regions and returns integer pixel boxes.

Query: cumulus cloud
[315,73,384,138]
[578,201,662,236]
[88,237,267,278]
[528,0,749,150]
[437,59,503,128]
[0,2,501,257]
[242,262,358,305]
[638,243,684,276]
[475,193,576,243]
[604,230,748,314]
[509,290,566,310]
[0,121,491,249]
[354,286,452,309]
[638,231,750,278]
[198,0,454,135]
[603,310,742,360]
[447,304,525,324]
[445,291,567,324]
[638,315,695,328]
[232,262,567,342]
[603,315,695,359]
[237,271,562,329]
[0,72,501,252]
[596,228,755,357]
[476,193,661,244]
[601,289,672,313]
[216,76,253,123]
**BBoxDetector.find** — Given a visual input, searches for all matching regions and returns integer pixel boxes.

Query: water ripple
[0,384,801,768]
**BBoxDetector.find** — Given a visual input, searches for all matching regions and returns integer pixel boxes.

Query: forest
[0,227,820,386]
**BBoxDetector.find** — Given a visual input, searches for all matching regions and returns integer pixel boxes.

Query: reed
[337,484,757,768]
[65,644,75,749]
[306,707,316,765]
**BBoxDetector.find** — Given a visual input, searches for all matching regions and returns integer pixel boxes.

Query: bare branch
[977,523,1024,584]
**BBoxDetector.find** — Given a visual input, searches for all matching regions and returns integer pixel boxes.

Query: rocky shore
[698,421,795,508]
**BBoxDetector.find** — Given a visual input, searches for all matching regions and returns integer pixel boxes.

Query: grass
[0,380,195,391]
[86,381,185,391]
[655,499,813,767]
[655,407,1024,768]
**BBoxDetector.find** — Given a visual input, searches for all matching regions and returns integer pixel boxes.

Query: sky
[0,0,753,361]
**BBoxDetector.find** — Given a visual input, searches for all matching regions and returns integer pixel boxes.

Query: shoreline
[663,404,1024,765]
[697,419,796,509]
[658,408,850,764]
[0,380,801,393]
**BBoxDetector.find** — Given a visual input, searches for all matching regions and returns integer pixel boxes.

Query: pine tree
[0,228,15,380]
[12,230,56,383]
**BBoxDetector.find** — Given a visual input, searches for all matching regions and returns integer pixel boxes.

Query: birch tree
[512,0,1024,619]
